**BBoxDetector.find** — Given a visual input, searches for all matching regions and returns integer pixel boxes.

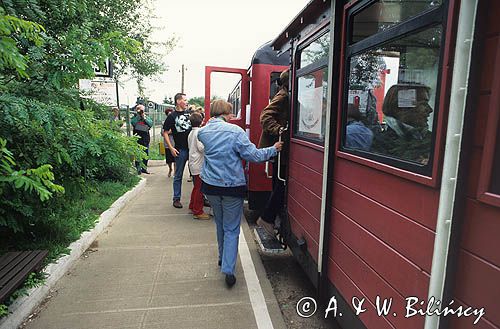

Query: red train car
[204,43,289,210]
[268,0,499,329]
[205,0,499,328]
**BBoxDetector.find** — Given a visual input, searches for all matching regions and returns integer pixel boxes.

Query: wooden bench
[0,250,48,304]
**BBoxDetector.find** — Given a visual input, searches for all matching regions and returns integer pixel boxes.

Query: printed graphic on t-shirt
[175,114,191,133]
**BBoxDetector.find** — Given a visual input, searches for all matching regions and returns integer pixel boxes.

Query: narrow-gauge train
[207,1,499,328]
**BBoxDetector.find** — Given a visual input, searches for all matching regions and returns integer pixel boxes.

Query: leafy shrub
[0,95,144,235]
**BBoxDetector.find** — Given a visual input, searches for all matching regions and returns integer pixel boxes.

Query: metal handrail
[277,125,288,184]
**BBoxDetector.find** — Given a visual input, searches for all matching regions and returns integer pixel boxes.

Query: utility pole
[181,64,186,93]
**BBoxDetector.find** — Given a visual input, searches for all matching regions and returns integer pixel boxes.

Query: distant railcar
[204,43,289,210]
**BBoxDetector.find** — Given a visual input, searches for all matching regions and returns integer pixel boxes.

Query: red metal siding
[286,142,323,263]
[332,182,435,272]
[452,1,500,328]
[329,209,430,299]
[327,257,396,329]
[329,234,424,329]
[334,159,439,230]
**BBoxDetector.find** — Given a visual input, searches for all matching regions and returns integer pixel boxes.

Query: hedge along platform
[0,178,146,329]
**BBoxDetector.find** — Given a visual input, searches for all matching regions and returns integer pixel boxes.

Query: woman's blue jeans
[173,148,189,201]
[205,195,244,275]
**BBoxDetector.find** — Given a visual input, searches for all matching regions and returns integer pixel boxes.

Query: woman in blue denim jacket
[198,100,283,287]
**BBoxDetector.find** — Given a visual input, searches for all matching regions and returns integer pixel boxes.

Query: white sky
[119,0,309,106]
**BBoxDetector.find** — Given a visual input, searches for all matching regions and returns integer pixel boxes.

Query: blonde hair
[210,99,232,117]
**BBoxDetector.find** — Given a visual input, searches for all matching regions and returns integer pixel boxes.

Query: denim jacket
[198,118,277,187]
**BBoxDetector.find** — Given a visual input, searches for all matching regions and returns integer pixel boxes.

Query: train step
[253,226,286,253]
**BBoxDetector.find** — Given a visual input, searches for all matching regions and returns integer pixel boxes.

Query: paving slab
[23,160,286,329]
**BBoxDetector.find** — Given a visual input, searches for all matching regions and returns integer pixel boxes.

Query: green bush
[0,95,144,236]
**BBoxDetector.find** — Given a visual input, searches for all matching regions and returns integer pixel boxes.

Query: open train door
[204,66,249,129]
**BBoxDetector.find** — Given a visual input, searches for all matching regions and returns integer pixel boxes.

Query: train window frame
[477,41,500,207]
[336,0,453,186]
[292,29,330,146]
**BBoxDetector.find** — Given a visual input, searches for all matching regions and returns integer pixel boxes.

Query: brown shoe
[173,200,183,208]
[193,213,210,220]
[257,218,275,236]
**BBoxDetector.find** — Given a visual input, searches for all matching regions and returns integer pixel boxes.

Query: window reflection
[296,68,328,141]
[300,33,330,68]
[343,26,441,165]
[352,0,441,44]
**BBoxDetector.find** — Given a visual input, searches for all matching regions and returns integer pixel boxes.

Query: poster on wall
[79,77,117,107]
[298,86,323,135]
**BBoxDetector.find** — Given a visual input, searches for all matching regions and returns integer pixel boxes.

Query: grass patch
[0,175,140,264]
[0,175,140,318]
[148,140,166,161]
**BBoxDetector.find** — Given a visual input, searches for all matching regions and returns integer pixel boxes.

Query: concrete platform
[23,160,286,329]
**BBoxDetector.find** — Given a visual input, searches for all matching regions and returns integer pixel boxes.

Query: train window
[351,0,442,44]
[294,31,330,143]
[300,33,330,68]
[341,0,447,176]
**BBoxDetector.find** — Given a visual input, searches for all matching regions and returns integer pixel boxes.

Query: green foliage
[188,96,205,108]
[0,137,64,232]
[0,6,44,77]
[0,304,7,317]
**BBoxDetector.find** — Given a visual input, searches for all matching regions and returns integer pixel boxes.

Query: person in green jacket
[131,104,153,174]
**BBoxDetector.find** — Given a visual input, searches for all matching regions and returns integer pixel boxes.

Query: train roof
[271,0,331,53]
[251,41,289,66]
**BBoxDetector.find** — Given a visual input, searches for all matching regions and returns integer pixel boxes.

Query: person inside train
[257,69,290,236]
[198,99,282,288]
[345,103,374,151]
[371,84,433,164]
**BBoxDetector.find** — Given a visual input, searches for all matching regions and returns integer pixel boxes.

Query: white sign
[398,89,417,108]
[298,86,323,135]
[79,78,117,107]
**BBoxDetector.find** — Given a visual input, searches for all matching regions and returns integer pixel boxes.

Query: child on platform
[187,112,210,220]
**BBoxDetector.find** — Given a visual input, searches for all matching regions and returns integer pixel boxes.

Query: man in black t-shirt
[163,93,192,208]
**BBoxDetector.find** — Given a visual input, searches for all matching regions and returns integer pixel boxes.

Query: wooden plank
[461,199,500,267]
[331,209,430,299]
[473,95,491,148]
[289,142,323,174]
[327,257,396,329]
[289,213,319,263]
[287,195,321,244]
[334,158,439,230]
[328,234,424,329]
[0,252,23,280]
[466,147,483,199]
[287,178,322,222]
[0,251,33,283]
[480,36,499,92]
[453,250,500,326]
[448,298,499,329]
[0,251,47,304]
[332,182,435,272]
[288,159,323,198]
[486,0,500,35]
